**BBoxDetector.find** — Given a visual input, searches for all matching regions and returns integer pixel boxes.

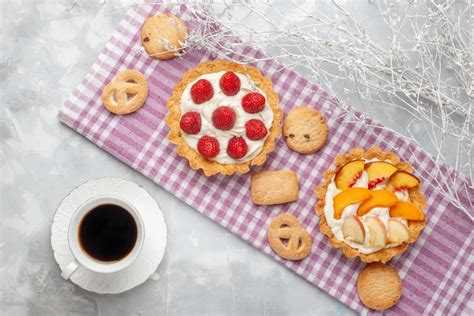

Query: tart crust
[315,147,426,263]
[166,60,282,176]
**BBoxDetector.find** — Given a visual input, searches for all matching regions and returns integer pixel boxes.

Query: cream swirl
[180,71,273,164]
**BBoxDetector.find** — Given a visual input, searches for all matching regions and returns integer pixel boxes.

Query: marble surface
[2,1,465,315]
[0,1,353,314]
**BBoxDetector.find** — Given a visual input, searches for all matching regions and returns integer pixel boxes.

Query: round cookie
[283,107,328,154]
[141,13,188,60]
[101,70,148,115]
[357,263,402,310]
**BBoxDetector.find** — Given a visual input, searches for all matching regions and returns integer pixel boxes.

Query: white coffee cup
[61,195,145,280]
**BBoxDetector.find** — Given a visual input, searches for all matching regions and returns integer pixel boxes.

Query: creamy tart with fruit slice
[315,147,426,263]
[166,60,282,176]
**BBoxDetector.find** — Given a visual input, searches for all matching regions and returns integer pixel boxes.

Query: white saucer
[51,177,167,294]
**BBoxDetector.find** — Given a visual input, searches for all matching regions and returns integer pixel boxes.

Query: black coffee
[79,204,137,262]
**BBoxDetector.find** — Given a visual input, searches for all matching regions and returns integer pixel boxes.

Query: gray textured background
[0,1,352,314]
[3,0,467,315]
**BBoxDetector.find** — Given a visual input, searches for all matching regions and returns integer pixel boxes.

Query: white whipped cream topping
[180,71,274,164]
[323,158,409,254]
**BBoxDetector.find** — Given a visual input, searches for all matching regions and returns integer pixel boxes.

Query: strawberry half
[180,112,201,135]
[242,92,265,113]
[212,106,236,130]
[191,79,214,104]
[227,136,248,159]
[219,71,241,96]
[197,135,220,159]
[245,119,267,140]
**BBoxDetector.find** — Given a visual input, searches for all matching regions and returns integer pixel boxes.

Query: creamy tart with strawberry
[315,147,426,263]
[166,60,282,176]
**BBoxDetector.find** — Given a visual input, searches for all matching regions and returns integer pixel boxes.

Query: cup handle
[61,260,80,280]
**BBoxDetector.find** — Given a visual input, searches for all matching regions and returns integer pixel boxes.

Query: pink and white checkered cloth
[58,3,473,315]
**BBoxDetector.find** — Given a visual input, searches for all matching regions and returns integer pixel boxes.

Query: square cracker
[251,170,299,205]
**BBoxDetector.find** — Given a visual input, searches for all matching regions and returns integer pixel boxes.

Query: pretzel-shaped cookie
[267,214,312,260]
[101,70,148,115]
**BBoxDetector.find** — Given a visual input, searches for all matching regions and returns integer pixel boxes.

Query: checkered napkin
[58,3,473,315]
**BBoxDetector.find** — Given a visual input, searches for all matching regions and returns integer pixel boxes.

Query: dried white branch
[104,0,473,217]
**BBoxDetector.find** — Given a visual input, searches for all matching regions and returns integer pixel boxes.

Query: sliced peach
[387,219,410,244]
[356,190,398,216]
[366,217,387,248]
[342,216,366,244]
[333,188,372,219]
[364,161,397,189]
[335,160,365,190]
[390,201,424,220]
[386,171,420,191]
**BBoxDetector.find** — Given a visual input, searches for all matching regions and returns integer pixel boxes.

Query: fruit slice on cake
[333,188,372,219]
[366,217,387,248]
[390,201,425,220]
[342,216,366,244]
[364,161,397,189]
[335,160,365,190]
[386,171,420,191]
[356,190,398,216]
[387,219,410,244]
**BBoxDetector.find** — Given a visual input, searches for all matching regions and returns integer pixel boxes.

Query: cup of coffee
[61,195,145,279]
